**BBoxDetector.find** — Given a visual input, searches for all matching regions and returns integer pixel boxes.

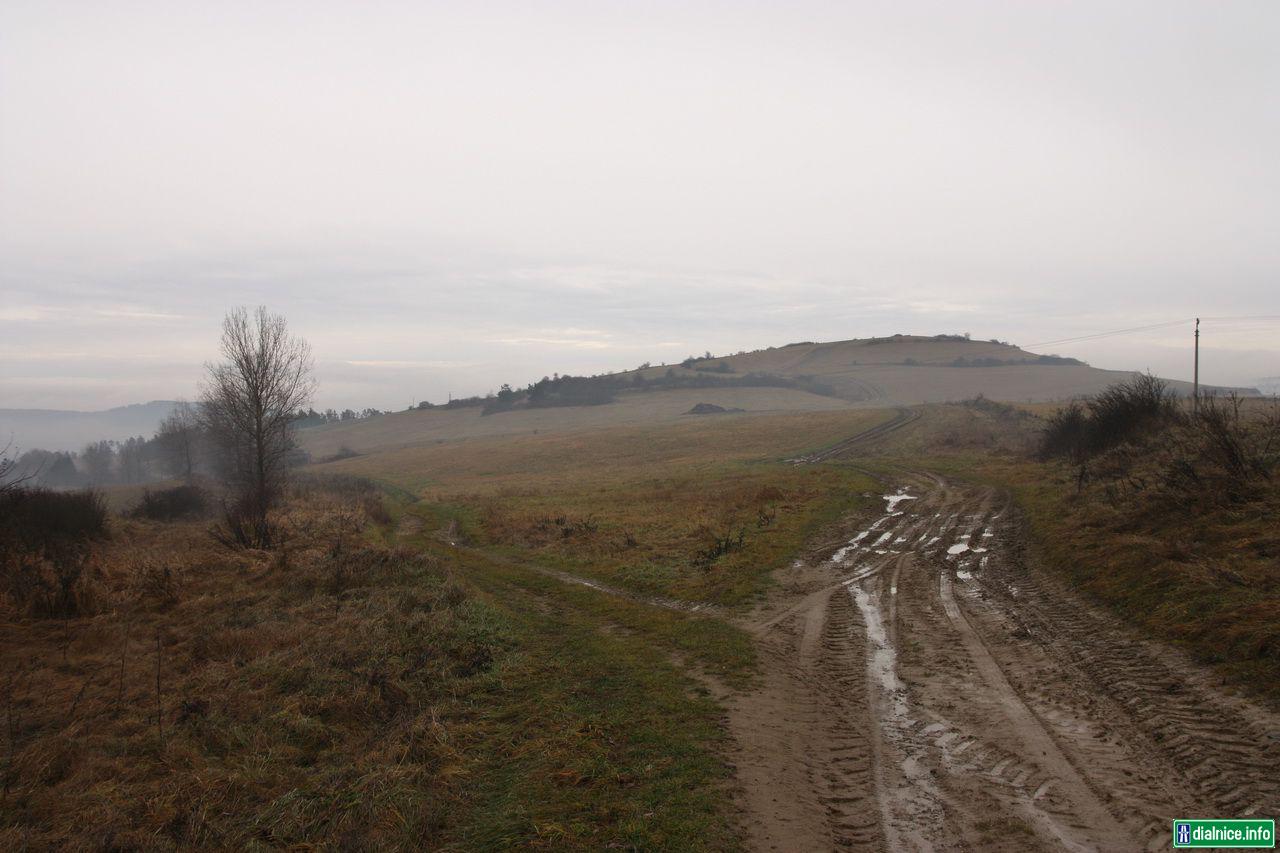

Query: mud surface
[727,474,1280,852]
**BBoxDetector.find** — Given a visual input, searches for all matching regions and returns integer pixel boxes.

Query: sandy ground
[725,473,1280,852]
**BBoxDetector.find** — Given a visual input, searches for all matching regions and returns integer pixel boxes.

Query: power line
[1026,319,1193,349]
[1026,315,1280,350]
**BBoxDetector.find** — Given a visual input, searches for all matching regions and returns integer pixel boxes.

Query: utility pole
[1193,317,1200,414]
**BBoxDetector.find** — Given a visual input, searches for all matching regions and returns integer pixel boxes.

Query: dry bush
[1,545,98,618]
[211,493,274,549]
[0,488,108,618]
[1040,374,1180,463]
[130,484,209,521]
[1060,393,1278,517]
[1152,395,1278,508]
[291,472,392,525]
[0,488,107,553]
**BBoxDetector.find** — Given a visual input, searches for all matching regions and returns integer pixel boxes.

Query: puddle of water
[849,581,948,846]
[850,585,908,717]
[883,492,918,512]
[946,534,989,558]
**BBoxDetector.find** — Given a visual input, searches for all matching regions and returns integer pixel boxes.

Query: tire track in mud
[735,471,1280,851]
[835,484,1124,851]
[970,512,1280,830]
[428,464,1280,850]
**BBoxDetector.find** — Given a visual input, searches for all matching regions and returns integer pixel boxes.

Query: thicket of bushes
[1041,373,1180,462]
[0,487,108,617]
[0,487,108,554]
[130,484,210,521]
[1039,375,1278,509]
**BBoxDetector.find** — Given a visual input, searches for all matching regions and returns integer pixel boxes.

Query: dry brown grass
[0,471,746,849]
[330,409,887,605]
[0,489,498,849]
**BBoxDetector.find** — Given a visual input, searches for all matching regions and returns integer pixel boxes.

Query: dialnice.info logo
[1173,819,1275,848]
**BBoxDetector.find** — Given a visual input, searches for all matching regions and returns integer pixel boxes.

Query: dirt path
[726,473,1280,851]
[786,407,920,464]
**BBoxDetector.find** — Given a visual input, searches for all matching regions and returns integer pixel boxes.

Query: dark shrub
[1040,401,1089,462]
[0,488,108,554]
[1039,374,1181,461]
[1156,394,1279,507]
[131,485,209,521]
[212,493,274,549]
[0,488,105,617]
[1084,373,1180,455]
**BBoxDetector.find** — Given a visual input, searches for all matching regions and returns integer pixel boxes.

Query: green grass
[386,514,747,849]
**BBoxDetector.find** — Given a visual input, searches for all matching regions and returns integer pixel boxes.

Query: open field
[300,386,859,460]
[5,394,1278,851]
[324,408,889,605]
[0,483,747,850]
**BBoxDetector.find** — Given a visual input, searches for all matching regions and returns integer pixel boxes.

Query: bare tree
[155,401,201,483]
[200,307,314,548]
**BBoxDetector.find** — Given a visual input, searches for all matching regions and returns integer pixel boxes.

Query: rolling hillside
[300,335,1253,460]
[639,335,1238,405]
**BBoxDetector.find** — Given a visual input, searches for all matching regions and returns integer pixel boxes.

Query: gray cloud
[2,1,1277,410]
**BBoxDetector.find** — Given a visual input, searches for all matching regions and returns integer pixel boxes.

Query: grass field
[1,406,893,850]
[0,484,752,849]
[301,386,859,460]
[11,390,1271,850]
[326,408,888,606]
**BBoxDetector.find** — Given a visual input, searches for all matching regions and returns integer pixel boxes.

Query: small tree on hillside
[200,307,314,548]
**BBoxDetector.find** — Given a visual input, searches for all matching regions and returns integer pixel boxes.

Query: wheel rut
[728,472,1280,851]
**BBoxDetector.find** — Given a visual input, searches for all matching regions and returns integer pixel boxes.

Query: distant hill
[299,334,1258,461]
[640,335,1257,405]
[0,401,178,452]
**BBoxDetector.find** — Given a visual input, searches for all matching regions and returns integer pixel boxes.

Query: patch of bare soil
[726,473,1280,851]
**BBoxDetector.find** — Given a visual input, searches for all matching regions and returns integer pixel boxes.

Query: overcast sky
[2,0,1277,411]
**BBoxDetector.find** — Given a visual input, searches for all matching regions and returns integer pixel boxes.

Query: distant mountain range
[0,401,178,453]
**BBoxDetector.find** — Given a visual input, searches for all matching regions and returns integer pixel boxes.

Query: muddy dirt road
[727,473,1280,852]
